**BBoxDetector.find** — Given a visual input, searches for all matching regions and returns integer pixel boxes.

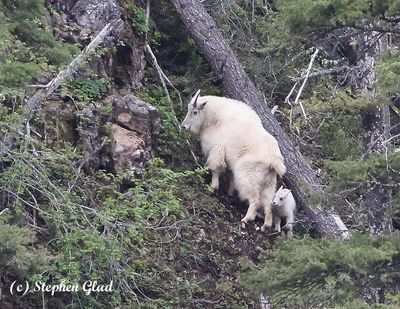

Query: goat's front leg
[206,145,226,191]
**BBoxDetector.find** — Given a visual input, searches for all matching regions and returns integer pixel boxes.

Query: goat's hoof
[210,181,219,191]
[241,216,253,223]
[264,221,273,228]
[260,224,272,232]
[207,186,217,193]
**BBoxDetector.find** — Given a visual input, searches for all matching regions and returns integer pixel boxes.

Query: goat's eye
[193,111,198,115]
[280,197,283,201]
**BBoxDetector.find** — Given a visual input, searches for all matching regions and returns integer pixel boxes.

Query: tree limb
[291,48,319,120]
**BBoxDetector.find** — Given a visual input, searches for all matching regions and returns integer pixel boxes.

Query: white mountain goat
[272,186,296,236]
[181,90,286,231]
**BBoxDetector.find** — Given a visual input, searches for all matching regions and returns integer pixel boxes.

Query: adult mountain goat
[182,90,286,231]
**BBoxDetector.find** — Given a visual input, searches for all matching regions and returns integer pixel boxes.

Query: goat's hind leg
[241,197,260,223]
[260,184,276,231]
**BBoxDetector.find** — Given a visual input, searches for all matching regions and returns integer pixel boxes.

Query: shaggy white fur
[272,186,296,236]
[182,90,286,230]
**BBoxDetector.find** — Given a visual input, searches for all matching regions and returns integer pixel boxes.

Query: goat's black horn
[192,89,201,108]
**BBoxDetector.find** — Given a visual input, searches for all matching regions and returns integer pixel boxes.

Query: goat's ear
[198,101,207,110]
[278,185,284,191]
[192,89,201,108]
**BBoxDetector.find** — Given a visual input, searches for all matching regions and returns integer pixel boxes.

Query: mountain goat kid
[181,90,286,231]
[272,186,296,236]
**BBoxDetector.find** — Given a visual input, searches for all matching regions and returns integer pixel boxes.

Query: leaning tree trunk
[170,0,349,239]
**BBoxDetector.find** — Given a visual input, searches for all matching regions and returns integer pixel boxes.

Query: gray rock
[71,0,123,39]
[110,95,160,174]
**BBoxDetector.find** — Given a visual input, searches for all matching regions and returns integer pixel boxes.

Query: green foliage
[1,109,228,307]
[241,233,400,308]
[126,3,148,36]
[317,114,363,160]
[319,151,400,230]
[277,0,368,33]
[136,88,201,167]
[64,77,111,102]
[376,52,400,95]
[0,222,54,278]
[276,0,400,34]
[126,2,161,45]
[0,0,78,96]
[326,151,400,186]
[0,61,39,86]
[286,90,366,161]
[10,0,78,65]
[178,37,207,71]
[371,0,400,15]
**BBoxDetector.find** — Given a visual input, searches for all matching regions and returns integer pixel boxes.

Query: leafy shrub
[126,3,148,36]
[0,61,39,86]
[65,77,111,102]
[136,88,201,167]
[0,0,78,96]
[317,114,363,160]
[0,222,54,278]
[0,114,209,307]
[241,232,400,308]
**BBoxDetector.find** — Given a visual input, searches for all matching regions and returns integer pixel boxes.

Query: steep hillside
[0,1,399,308]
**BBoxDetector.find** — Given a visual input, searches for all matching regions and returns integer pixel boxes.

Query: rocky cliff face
[43,0,158,175]
[111,94,160,174]
[46,0,145,90]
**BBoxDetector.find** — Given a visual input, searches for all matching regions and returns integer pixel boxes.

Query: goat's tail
[269,156,286,177]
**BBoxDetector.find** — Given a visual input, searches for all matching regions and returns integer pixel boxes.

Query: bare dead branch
[293,48,319,120]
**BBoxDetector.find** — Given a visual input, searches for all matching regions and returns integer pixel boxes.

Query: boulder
[110,95,160,174]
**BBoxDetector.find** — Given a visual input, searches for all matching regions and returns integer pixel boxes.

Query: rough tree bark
[170,0,349,239]
[314,27,393,235]
[355,38,393,235]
